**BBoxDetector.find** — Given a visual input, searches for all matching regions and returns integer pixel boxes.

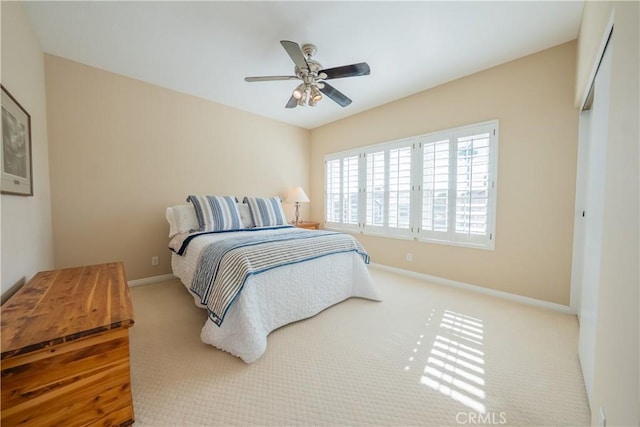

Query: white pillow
[166,204,199,237]
[237,203,255,228]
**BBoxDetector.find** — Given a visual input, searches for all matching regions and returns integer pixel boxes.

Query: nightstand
[294,221,320,230]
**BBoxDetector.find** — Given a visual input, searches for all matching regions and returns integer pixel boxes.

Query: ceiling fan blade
[280,40,309,71]
[319,83,352,107]
[285,95,298,109]
[245,76,299,82]
[320,62,370,80]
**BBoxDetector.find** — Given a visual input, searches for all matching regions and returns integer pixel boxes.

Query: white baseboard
[369,263,573,314]
[128,265,572,314]
[128,274,176,287]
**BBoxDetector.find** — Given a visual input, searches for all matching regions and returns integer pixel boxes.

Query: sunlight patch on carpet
[420,310,486,413]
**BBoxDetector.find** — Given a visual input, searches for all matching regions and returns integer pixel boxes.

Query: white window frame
[324,120,498,250]
[416,122,498,249]
[324,151,361,233]
[362,138,414,239]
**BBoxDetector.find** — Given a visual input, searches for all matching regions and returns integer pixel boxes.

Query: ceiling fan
[244,40,370,109]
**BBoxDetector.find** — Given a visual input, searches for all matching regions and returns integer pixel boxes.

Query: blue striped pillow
[186,195,243,231]
[243,196,287,227]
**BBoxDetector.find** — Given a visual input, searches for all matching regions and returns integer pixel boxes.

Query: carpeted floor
[128,268,590,426]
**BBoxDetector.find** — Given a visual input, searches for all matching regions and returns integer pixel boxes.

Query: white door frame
[570,11,615,315]
[571,10,614,405]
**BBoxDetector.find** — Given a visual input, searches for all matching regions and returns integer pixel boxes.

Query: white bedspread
[171,228,380,363]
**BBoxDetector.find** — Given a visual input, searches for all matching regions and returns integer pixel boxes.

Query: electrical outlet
[406,253,413,262]
[151,256,159,266]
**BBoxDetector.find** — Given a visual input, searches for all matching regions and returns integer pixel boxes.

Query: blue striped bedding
[185,229,370,326]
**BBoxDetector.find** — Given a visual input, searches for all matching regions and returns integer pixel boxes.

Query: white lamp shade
[285,186,310,203]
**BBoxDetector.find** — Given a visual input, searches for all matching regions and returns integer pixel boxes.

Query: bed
[166,196,380,363]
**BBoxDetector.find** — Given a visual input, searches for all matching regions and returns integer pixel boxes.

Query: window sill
[325,226,495,250]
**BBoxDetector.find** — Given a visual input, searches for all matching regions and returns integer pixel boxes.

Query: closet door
[576,40,612,403]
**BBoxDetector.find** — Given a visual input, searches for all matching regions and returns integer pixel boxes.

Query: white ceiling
[23,1,583,130]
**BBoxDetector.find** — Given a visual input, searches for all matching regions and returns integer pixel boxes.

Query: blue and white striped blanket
[189,229,370,326]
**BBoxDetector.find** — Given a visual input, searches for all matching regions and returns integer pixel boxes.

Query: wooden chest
[1,262,135,426]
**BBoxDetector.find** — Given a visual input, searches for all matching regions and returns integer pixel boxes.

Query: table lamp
[285,186,310,224]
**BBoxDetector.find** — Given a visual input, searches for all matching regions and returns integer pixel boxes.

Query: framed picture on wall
[1,85,33,196]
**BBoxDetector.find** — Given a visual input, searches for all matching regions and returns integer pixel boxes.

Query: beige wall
[310,41,578,306]
[579,2,639,425]
[1,1,55,297]
[45,55,310,280]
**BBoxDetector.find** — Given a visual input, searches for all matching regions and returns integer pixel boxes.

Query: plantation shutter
[325,120,496,250]
[388,146,412,230]
[365,150,385,228]
[422,138,451,236]
[325,159,342,224]
[454,131,492,243]
[342,156,359,225]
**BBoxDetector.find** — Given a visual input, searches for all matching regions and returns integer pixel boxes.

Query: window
[365,150,385,228]
[324,121,498,250]
[388,145,412,230]
[422,137,450,235]
[325,155,360,231]
[360,140,413,237]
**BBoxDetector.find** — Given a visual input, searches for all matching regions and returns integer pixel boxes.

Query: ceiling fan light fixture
[297,89,308,106]
[310,85,322,103]
[292,83,305,99]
